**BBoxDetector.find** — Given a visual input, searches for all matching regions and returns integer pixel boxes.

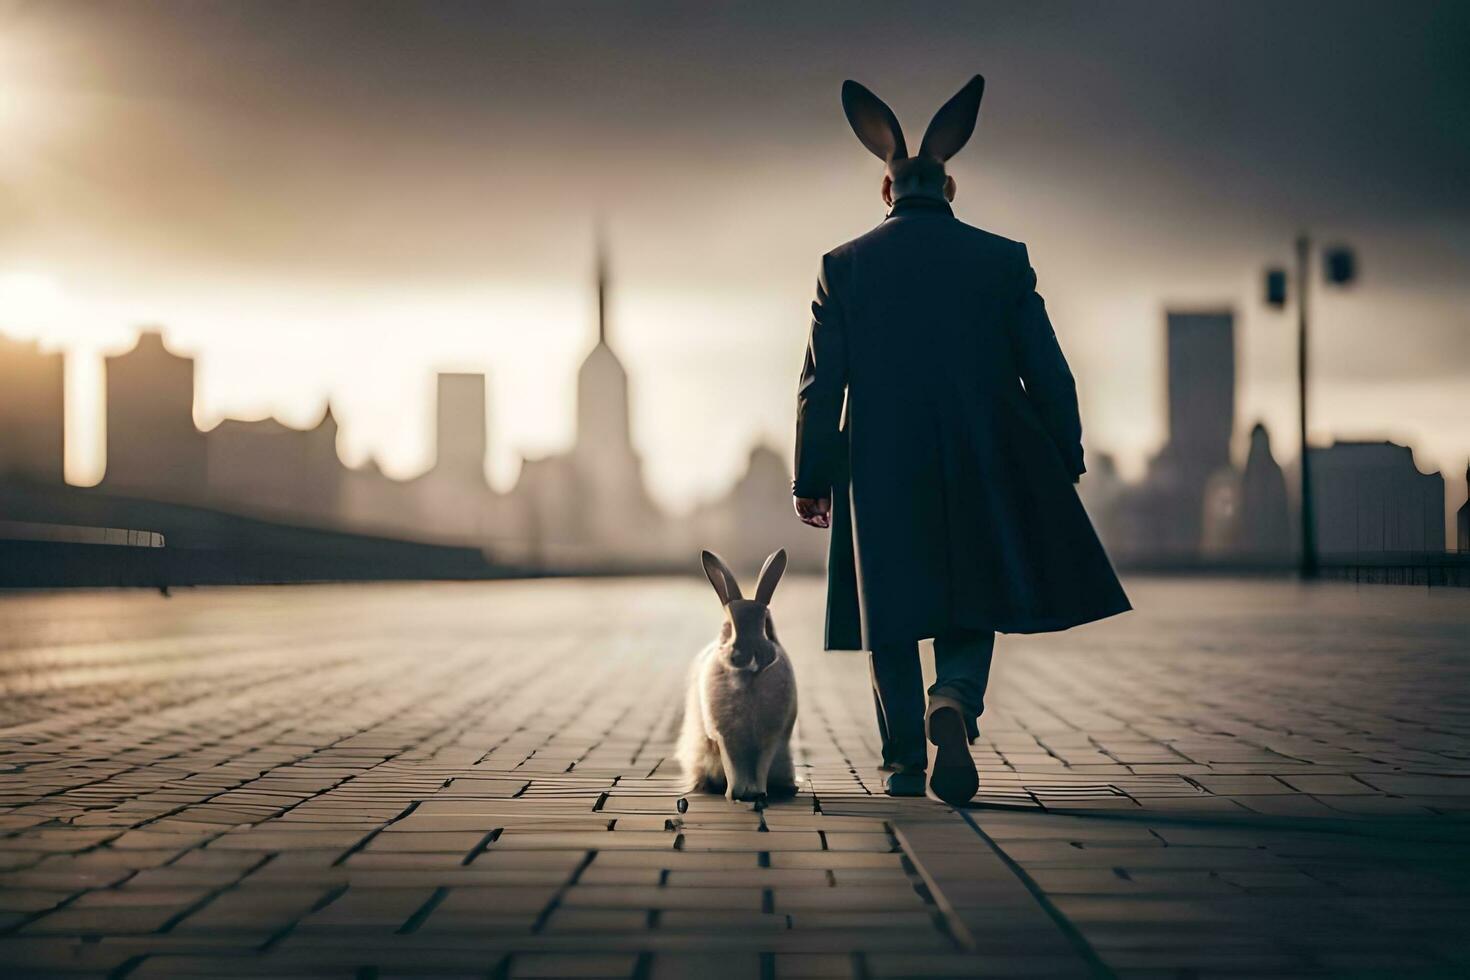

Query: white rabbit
[677,549,798,803]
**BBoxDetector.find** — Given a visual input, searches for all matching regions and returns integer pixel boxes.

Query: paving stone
[768,853,906,870]
[570,885,764,910]
[362,831,489,853]
[649,952,762,979]
[21,904,185,935]
[510,953,640,978]
[542,908,649,933]
[678,831,822,852]
[593,851,760,870]
[774,887,925,912]
[70,887,214,909]
[171,885,329,933]
[0,888,71,912]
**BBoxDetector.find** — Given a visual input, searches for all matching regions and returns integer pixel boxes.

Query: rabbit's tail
[677,736,725,796]
[675,680,725,794]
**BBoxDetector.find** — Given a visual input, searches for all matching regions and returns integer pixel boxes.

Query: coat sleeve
[1011,244,1086,480]
[793,252,849,498]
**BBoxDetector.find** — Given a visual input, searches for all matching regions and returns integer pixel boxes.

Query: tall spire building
[575,239,634,465]
[511,236,668,567]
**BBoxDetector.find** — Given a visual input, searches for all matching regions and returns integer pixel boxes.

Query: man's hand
[794,497,831,529]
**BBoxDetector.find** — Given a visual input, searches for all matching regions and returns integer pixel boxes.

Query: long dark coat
[794,196,1131,651]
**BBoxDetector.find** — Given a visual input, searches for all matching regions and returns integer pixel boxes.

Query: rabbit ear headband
[841,75,986,165]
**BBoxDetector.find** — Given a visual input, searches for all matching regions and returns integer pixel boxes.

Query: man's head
[841,76,985,208]
[883,157,955,207]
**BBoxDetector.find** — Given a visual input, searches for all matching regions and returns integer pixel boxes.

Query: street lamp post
[1265,234,1356,581]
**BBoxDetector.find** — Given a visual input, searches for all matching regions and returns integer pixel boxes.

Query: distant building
[1455,461,1468,553]
[412,372,505,544]
[340,456,419,538]
[1114,310,1236,561]
[435,373,489,485]
[1075,451,1125,552]
[1309,441,1445,556]
[205,410,343,522]
[104,331,207,499]
[1199,423,1293,567]
[1198,421,1291,563]
[1163,311,1235,473]
[0,335,64,484]
[691,443,825,574]
[1224,423,1291,562]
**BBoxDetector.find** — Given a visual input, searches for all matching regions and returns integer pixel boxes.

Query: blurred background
[0,0,1466,584]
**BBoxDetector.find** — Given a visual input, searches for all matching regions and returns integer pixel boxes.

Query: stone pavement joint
[0,578,1467,977]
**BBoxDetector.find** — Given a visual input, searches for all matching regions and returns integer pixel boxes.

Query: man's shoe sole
[927,705,979,805]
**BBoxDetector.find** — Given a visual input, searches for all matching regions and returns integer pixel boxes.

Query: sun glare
[0,271,67,341]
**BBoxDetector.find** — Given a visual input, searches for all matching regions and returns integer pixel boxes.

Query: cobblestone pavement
[1,577,1467,979]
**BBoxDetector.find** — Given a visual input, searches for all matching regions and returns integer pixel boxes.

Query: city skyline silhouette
[0,246,834,577]
[0,256,1461,574]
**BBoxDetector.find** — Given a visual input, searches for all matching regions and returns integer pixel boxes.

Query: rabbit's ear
[842,80,908,162]
[753,549,788,606]
[701,550,742,605]
[918,75,985,162]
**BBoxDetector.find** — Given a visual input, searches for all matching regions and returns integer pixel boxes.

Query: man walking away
[793,76,1131,803]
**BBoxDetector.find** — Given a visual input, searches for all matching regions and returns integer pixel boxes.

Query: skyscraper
[435,373,489,483]
[415,372,500,544]
[1164,311,1235,476]
[1115,310,1237,560]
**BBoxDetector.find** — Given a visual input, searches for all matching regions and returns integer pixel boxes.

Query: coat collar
[885,195,954,220]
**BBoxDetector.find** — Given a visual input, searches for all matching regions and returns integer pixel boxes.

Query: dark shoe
[884,768,927,797]
[926,695,979,806]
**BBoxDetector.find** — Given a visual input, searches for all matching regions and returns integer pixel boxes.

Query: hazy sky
[0,1,1466,531]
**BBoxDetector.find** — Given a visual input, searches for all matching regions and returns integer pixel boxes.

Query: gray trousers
[869,629,994,771]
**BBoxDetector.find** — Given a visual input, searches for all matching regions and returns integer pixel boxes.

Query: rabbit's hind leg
[753,738,783,800]
[765,738,799,799]
[677,705,726,795]
[694,737,727,795]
